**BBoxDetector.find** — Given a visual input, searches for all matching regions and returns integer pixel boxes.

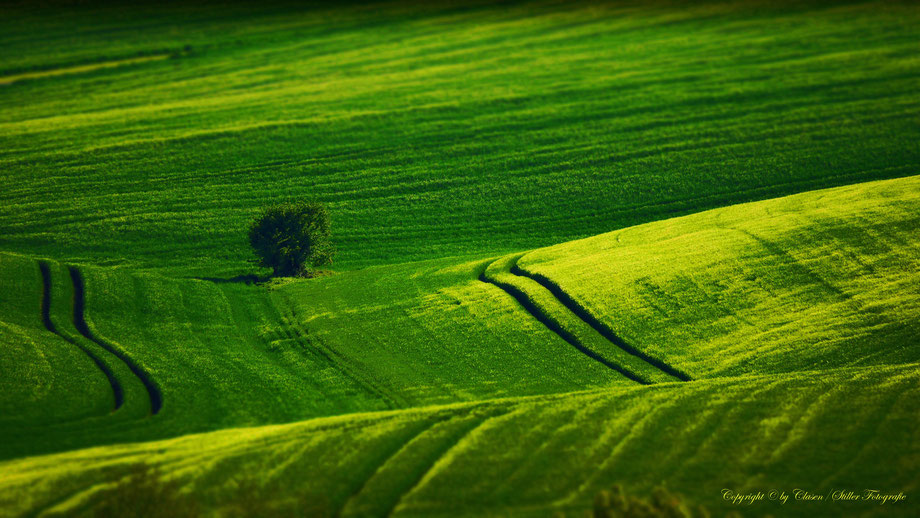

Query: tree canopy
[248,202,335,277]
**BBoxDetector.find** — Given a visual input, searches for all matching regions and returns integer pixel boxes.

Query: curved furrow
[68,266,162,415]
[279,304,404,410]
[511,260,692,382]
[336,415,453,518]
[385,408,509,517]
[481,255,685,384]
[25,480,101,518]
[480,260,645,383]
[38,260,123,412]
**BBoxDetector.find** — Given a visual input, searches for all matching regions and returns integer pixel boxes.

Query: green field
[1,1,919,517]
[3,177,919,516]
[2,1,919,276]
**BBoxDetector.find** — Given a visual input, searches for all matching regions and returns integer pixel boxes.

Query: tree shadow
[194,274,272,285]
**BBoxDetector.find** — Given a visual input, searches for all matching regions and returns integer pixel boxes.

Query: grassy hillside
[0,251,629,461]
[1,364,916,518]
[518,175,920,378]
[2,1,919,516]
[0,255,112,426]
[2,176,918,515]
[1,0,919,275]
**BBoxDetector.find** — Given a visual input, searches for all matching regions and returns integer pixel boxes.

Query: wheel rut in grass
[479,257,647,383]
[481,255,690,384]
[336,416,447,518]
[510,262,692,382]
[276,296,404,410]
[384,409,506,517]
[38,260,123,411]
[69,266,163,415]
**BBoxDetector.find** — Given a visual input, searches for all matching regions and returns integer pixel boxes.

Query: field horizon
[3,0,920,277]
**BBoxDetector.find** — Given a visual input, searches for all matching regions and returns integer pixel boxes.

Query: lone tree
[249,202,335,277]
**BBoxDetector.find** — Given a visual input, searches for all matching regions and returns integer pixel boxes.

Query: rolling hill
[2,364,917,518]
[2,176,918,516]
[2,1,919,517]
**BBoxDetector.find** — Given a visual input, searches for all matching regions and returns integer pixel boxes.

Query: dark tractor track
[479,262,650,384]
[39,260,124,411]
[480,255,692,384]
[69,266,163,415]
[509,263,692,382]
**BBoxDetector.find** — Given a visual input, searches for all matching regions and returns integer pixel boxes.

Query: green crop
[519,176,920,378]
[3,176,919,516]
[1,1,919,276]
[1,2,919,516]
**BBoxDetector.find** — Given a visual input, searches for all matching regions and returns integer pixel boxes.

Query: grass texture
[1,1,919,276]
[1,365,916,517]
[2,1,919,516]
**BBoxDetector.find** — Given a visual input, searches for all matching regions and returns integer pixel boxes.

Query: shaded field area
[1,0,919,276]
